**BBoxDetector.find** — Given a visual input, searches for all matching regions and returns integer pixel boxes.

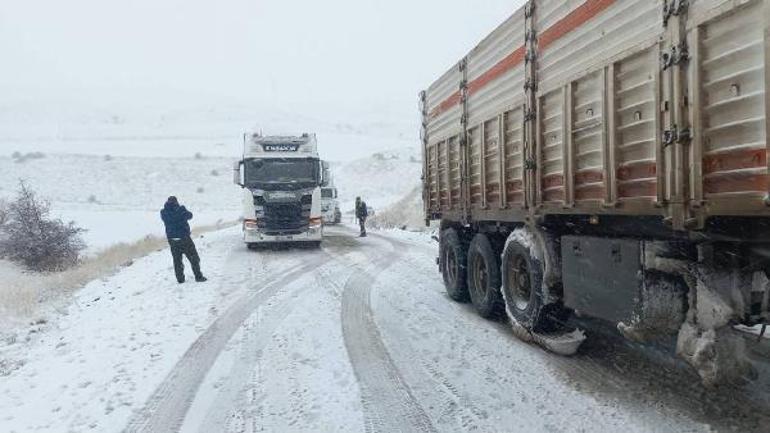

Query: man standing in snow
[355,196,368,237]
[160,196,207,283]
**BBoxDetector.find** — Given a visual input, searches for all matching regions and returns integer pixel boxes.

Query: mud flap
[508,317,586,356]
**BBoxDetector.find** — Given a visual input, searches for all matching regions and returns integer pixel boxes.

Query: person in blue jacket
[160,196,207,283]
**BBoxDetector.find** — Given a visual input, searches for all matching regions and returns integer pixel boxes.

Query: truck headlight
[244,219,259,230]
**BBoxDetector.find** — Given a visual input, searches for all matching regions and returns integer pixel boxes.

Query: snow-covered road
[2,226,770,433]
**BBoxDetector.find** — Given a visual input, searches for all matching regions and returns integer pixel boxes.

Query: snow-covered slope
[0,154,241,252]
[333,146,422,214]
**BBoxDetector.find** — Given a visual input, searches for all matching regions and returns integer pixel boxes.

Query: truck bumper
[243,226,323,244]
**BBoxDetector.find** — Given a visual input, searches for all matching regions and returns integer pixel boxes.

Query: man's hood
[163,201,180,211]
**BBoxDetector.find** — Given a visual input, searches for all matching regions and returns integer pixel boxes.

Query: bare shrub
[0,182,86,272]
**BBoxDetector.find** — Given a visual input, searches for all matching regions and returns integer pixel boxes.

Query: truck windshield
[244,158,318,187]
[321,188,334,199]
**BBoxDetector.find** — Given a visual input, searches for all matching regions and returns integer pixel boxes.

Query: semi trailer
[233,133,324,248]
[421,0,770,386]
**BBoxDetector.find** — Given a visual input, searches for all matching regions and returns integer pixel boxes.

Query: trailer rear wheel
[501,233,563,332]
[440,228,469,302]
[467,234,504,318]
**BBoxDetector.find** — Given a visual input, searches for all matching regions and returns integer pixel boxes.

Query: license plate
[277,235,293,241]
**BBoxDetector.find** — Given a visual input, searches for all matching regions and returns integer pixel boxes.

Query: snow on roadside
[0,227,250,433]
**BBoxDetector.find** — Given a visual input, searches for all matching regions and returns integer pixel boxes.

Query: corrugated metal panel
[504,107,526,205]
[540,88,566,203]
[536,0,662,93]
[447,136,462,209]
[572,70,605,202]
[614,48,658,200]
[422,0,770,223]
[698,1,767,200]
[466,9,527,127]
[437,140,450,210]
[484,116,501,206]
[426,144,439,213]
[425,66,462,145]
[468,126,483,207]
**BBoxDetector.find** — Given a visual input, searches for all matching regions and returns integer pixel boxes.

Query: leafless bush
[0,182,86,272]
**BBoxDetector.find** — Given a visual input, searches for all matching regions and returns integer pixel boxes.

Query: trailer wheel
[440,228,469,302]
[467,234,504,318]
[501,233,563,332]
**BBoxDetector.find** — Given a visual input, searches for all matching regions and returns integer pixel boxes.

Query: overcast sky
[0,0,526,122]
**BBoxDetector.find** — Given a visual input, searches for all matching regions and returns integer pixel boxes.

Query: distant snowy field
[0,154,241,253]
[0,144,423,253]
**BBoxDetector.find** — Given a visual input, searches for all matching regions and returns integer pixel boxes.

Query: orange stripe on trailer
[617,161,657,182]
[538,0,617,51]
[574,169,604,185]
[703,148,767,175]
[467,47,527,96]
[704,173,769,195]
[618,180,656,198]
[575,184,605,201]
[429,92,461,120]
[542,174,564,189]
[428,0,616,119]
[543,188,565,202]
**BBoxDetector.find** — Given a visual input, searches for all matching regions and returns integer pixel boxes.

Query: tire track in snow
[123,248,331,433]
[193,238,357,433]
[339,232,438,433]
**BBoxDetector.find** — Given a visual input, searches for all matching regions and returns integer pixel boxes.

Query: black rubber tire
[247,243,259,251]
[440,228,469,302]
[501,233,564,332]
[467,234,504,319]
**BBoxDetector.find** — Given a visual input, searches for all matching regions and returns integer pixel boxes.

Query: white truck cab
[320,186,341,224]
[233,133,324,248]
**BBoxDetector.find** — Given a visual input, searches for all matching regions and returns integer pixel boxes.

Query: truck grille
[259,202,309,235]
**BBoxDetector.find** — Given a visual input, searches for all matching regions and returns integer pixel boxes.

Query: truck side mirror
[233,161,243,187]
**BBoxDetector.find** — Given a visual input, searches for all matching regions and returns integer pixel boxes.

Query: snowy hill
[333,147,422,214]
[0,154,241,252]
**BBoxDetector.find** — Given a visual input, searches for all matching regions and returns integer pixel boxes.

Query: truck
[321,186,342,225]
[319,161,342,224]
[233,133,324,248]
[421,0,770,386]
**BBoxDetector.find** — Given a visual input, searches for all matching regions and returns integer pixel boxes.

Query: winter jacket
[160,202,193,239]
[355,201,368,219]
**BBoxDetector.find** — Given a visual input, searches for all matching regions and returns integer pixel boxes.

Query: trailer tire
[440,228,469,302]
[501,233,563,333]
[467,234,504,318]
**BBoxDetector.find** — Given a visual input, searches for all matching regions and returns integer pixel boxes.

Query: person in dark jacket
[160,196,207,283]
[355,196,368,237]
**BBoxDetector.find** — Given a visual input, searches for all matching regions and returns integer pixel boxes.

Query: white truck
[233,133,324,248]
[321,186,341,225]
[319,162,341,225]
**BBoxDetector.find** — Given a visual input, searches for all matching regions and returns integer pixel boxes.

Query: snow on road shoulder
[0,227,251,433]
